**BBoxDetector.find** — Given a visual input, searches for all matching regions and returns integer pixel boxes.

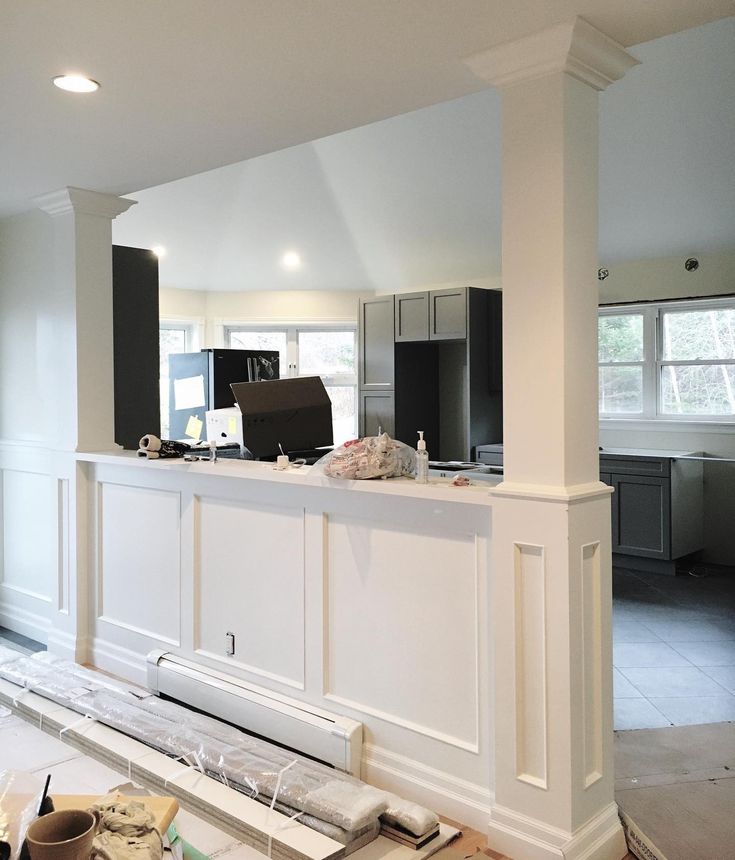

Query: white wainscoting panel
[324,514,479,750]
[1,469,55,604]
[98,482,181,645]
[195,496,306,688]
[513,542,548,790]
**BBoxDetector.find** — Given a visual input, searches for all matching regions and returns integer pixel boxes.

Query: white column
[466,20,638,860]
[34,187,136,662]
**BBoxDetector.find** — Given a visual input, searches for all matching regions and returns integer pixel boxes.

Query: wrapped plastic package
[311,434,415,480]
[0,651,438,847]
[0,770,44,860]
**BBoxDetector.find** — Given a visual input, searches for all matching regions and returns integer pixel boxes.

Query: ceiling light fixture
[151,246,167,258]
[281,251,302,270]
[52,74,100,93]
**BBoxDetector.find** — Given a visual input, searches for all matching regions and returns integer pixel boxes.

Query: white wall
[0,212,56,443]
[599,251,735,304]
[0,213,58,639]
[160,287,374,347]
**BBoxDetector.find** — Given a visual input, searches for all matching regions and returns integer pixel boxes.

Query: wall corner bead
[464,16,640,91]
[34,187,137,219]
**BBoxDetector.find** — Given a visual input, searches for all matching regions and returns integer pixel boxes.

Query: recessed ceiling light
[151,245,167,258]
[281,251,302,270]
[52,74,100,93]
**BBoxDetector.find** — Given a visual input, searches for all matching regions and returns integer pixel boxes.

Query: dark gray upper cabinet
[429,287,467,340]
[395,292,429,342]
[359,296,395,389]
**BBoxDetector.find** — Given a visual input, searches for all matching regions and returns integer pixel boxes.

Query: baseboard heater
[146,650,363,775]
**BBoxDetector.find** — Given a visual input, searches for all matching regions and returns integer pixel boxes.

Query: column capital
[465,16,639,91]
[34,187,137,219]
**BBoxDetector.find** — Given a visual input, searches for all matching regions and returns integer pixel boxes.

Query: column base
[488,802,627,860]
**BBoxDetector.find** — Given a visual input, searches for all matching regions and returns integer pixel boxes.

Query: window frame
[223,322,358,441]
[599,296,735,425]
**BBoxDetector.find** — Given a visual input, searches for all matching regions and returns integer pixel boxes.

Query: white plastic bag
[311,434,415,480]
[0,770,44,860]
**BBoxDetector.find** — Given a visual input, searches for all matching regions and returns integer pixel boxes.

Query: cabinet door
[359,297,395,389]
[612,475,671,559]
[360,391,395,438]
[429,288,467,340]
[395,292,429,342]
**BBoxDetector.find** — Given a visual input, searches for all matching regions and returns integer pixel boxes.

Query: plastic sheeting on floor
[0,647,437,852]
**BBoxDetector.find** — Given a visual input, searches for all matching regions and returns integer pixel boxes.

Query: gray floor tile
[614,698,671,731]
[613,668,643,698]
[649,695,735,726]
[618,667,728,698]
[613,621,661,643]
[701,665,735,694]
[643,619,735,642]
[668,640,735,667]
[613,642,693,668]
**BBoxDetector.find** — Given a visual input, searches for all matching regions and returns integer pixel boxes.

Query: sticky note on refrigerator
[228,417,237,434]
[184,415,203,440]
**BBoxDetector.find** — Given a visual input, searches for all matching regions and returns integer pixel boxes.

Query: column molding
[465,17,639,92]
[465,18,637,860]
[34,186,137,219]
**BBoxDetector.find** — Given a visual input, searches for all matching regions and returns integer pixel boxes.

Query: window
[599,298,735,421]
[160,321,197,437]
[225,325,357,444]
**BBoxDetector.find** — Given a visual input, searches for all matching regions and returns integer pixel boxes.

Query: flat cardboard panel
[231,376,333,457]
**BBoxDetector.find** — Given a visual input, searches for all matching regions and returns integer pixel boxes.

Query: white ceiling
[2,2,734,291]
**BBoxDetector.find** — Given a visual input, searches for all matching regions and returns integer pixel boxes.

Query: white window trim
[160,317,204,352]
[223,322,357,383]
[599,296,735,426]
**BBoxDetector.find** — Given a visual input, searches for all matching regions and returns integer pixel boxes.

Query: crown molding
[34,187,137,219]
[465,17,639,91]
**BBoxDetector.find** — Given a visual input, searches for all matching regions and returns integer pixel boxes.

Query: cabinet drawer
[599,455,671,478]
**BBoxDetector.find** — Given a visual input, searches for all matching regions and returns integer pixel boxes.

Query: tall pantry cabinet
[358,287,502,461]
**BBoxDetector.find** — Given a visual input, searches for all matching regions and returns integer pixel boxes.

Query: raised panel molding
[97,482,181,646]
[581,541,603,788]
[1,468,56,606]
[323,513,480,751]
[194,496,306,689]
[513,542,548,789]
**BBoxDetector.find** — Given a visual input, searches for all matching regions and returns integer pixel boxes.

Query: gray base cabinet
[359,391,395,438]
[600,452,703,573]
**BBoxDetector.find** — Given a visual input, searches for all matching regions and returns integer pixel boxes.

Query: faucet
[208,441,218,463]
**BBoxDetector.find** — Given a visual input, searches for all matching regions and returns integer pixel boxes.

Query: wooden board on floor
[51,794,179,833]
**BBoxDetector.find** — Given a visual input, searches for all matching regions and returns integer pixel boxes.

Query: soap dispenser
[415,431,429,484]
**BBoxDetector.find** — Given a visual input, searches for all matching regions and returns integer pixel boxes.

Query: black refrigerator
[168,348,279,441]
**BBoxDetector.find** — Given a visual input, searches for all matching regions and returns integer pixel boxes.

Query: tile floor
[613,566,735,730]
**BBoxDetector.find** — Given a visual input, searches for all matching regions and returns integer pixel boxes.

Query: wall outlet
[225,631,235,656]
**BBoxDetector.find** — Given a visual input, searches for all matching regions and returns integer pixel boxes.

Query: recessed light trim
[281,251,302,270]
[53,74,100,93]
